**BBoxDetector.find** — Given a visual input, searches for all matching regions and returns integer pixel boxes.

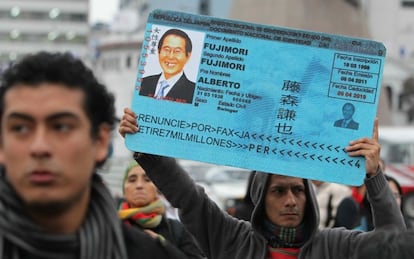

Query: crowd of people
[119,107,412,259]
[0,50,413,259]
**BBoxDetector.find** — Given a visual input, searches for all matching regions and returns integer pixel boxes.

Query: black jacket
[3,224,178,259]
[126,216,206,259]
[123,223,176,258]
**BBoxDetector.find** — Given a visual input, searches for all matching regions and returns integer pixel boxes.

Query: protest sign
[126,9,385,185]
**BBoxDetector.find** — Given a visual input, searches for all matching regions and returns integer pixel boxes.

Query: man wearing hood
[119,107,406,259]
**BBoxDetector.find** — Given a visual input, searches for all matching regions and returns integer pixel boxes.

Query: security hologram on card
[126,9,386,185]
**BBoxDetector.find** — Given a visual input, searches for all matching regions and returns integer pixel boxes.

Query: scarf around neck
[263,218,307,248]
[118,199,165,229]
[0,170,127,259]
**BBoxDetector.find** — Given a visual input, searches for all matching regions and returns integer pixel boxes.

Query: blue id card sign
[126,9,385,185]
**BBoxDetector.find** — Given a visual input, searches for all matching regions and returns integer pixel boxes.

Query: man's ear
[95,124,111,163]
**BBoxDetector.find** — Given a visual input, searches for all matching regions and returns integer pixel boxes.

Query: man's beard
[26,200,72,217]
[24,188,89,218]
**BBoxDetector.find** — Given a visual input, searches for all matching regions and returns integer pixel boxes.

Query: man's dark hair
[157,29,192,56]
[0,51,116,167]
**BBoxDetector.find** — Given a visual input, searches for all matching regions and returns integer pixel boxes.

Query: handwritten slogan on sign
[125,9,385,185]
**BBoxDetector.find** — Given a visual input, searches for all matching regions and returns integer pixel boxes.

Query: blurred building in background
[229,0,369,38]
[0,0,90,73]
[230,0,414,62]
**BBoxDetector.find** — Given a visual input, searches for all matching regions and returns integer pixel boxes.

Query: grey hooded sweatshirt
[136,154,406,259]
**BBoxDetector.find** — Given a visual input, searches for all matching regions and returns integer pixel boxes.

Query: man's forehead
[163,35,186,45]
[269,174,304,185]
[2,84,87,123]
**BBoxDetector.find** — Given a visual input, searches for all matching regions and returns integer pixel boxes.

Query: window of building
[126,55,132,68]
[199,0,209,15]
[0,9,87,22]
[402,0,414,7]
[0,31,86,44]
[102,57,120,71]
[344,0,360,8]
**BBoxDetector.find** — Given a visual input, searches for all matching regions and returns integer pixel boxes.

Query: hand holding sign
[345,118,381,177]
[119,107,139,138]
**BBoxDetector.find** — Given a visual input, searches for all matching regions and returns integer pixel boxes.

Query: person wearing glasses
[139,29,195,104]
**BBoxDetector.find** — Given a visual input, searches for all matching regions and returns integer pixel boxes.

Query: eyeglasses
[160,47,184,57]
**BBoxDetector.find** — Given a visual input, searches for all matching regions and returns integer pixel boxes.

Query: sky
[89,0,119,24]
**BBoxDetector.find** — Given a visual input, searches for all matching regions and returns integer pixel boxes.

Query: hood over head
[249,171,320,243]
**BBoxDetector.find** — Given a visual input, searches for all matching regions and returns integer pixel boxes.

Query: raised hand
[119,107,139,138]
[345,118,381,177]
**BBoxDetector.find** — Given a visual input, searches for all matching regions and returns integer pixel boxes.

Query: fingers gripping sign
[119,108,139,138]
[345,118,381,177]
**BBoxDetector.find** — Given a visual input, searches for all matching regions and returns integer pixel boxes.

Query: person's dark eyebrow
[45,112,80,122]
[269,183,304,188]
[6,112,34,122]
[268,184,287,189]
[6,111,80,123]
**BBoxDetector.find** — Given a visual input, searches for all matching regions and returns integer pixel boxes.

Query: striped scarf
[118,199,165,229]
[0,171,128,259]
[264,218,306,248]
